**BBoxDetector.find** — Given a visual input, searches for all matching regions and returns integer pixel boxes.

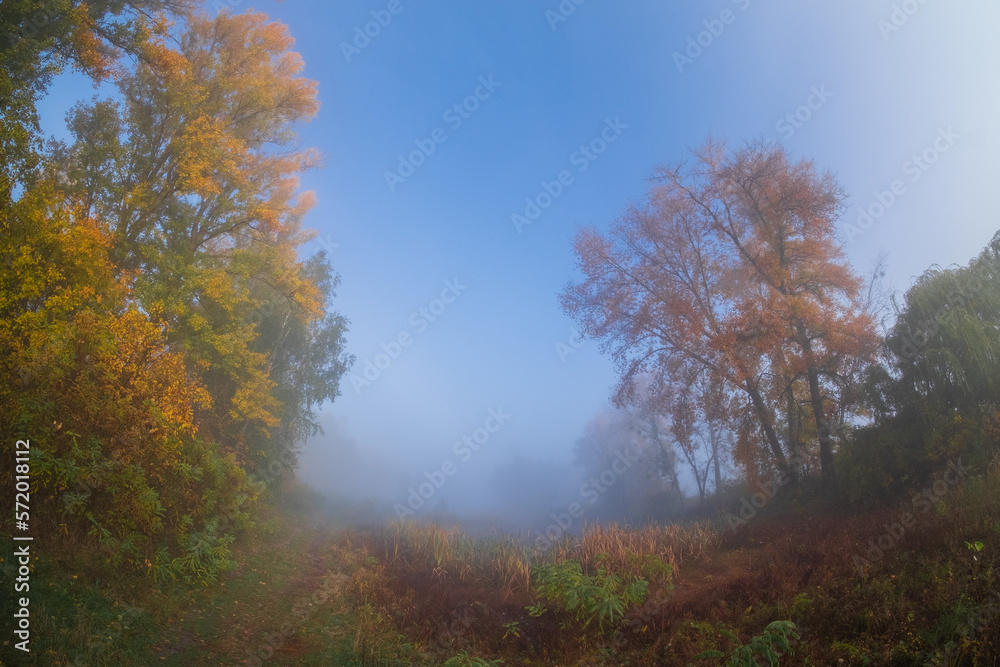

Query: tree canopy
[561,140,878,485]
[0,7,351,583]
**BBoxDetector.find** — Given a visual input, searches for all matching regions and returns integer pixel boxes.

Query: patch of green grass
[0,485,368,666]
[442,649,504,666]
[9,565,157,666]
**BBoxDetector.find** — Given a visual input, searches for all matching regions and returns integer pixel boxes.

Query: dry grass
[555,520,719,577]
[380,521,534,598]
[324,462,1000,665]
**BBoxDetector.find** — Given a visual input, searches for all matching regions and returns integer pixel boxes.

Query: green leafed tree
[883,232,1000,414]
[842,231,1000,502]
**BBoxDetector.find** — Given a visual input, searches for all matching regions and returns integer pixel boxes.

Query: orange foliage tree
[561,140,877,485]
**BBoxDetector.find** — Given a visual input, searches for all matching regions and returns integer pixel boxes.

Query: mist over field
[3,1,1000,665]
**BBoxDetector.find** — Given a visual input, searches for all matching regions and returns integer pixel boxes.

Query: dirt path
[153,512,350,665]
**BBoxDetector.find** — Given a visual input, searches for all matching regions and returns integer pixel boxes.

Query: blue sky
[39,0,1000,515]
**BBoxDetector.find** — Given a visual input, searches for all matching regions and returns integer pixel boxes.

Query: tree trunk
[711,428,723,494]
[795,322,834,486]
[745,382,795,483]
[649,416,685,511]
[806,364,834,486]
[785,386,801,480]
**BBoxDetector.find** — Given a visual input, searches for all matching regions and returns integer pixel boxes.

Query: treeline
[1,2,351,582]
[841,235,1000,502]
[563,140,1000,508]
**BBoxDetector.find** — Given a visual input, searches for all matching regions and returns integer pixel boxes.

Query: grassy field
[3,460,1000,666]
[1,486,360,666]
[331,494,999,665]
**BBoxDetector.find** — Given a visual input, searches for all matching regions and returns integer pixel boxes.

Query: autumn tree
[1,9,351,581]
[629,405,685,510]
[0,0,192,184]
[623,372,696,507]
[0,182,259,580]
[46,9,350,478]
[561,139,877,486]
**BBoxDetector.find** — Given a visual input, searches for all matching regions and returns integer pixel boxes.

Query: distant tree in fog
[573,408,681,521]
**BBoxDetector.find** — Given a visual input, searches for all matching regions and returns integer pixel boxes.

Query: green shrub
[693,620,800,666]
[626,552,674,586]
[529,559,648,632]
